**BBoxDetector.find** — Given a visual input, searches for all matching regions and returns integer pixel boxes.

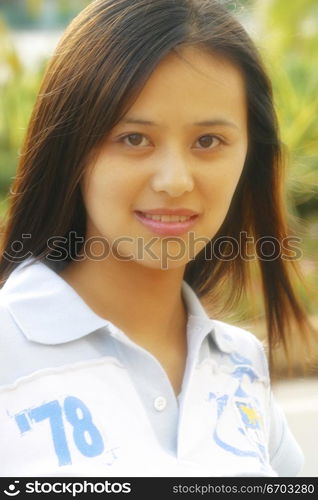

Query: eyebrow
[119,118,239,129]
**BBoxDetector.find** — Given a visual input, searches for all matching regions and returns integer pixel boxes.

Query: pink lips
[137,208,199,216]
[134,210,199,236]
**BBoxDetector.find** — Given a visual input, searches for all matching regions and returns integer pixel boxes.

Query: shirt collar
[1,257,233,353]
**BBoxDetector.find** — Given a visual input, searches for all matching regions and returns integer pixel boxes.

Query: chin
[135,256,189,272]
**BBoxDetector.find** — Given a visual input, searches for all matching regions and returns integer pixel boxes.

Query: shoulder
[212,318,269,378]
[0,290,19,334]
[212,318,267,353]
[268,393,304,476]
[0,290,31,384]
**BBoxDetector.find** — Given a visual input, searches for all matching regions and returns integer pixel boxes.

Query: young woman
[0,0,312,477]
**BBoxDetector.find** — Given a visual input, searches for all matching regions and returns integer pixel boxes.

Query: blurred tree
[0,17,29,208]
[252,0,318,218]
[0,0,91,29]
[26,0,43,17]
[0,16,22,76]
[0,0,90,209]
[240,0,318,341]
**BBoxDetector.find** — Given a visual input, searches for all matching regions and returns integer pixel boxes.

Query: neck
[59,254,189,395]
[59,254,188,346]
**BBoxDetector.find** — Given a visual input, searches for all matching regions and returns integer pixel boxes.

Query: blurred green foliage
[0,19,43,217]
[0,0,91,29]
[253,0,318,218]
[0,0,91,215]
[250,0,318,317]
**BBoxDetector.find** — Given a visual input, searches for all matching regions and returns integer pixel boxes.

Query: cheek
[202,163,244,202]
[200,140,247,186]
[200,161,245,225]
[83,169,137,231]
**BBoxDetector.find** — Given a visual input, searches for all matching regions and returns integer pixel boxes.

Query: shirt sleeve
[268,391,304,476]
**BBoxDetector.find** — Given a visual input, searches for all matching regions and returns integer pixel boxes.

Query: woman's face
[81,46,248,270]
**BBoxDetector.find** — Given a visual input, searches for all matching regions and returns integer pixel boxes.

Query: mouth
[134,210,199,236]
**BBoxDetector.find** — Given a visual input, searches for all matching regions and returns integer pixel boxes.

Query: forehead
[122,46,247,126]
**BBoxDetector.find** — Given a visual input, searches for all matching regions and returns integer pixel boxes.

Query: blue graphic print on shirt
[14,396,104,466]
[208,350,267,466]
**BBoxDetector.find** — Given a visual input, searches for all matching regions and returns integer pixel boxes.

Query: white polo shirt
[0,257,304,477]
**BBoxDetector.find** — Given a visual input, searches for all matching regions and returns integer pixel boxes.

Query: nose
[150,149,194,197]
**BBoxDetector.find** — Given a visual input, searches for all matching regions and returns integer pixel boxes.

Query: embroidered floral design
[208,350,268,466]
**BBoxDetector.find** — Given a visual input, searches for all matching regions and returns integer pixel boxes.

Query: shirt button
[153,396,167,412]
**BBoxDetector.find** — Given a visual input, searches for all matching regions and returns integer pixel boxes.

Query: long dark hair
[0,0,314,371]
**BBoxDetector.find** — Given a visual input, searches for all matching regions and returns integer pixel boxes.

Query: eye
[117,132,224,150]
[119,133,150,147]
[194,135,223,149]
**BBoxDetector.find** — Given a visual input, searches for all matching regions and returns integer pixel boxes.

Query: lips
[135,211,195,222]
[134,210,199,236]
[135,208,199,216]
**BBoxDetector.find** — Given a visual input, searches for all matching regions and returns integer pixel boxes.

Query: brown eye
[123,133,149,147]
[196,135,221,149]
[127,134,142,145]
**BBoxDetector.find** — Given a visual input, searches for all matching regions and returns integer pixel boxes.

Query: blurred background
[0,0,317,474]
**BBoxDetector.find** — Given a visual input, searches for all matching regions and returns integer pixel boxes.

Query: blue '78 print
[14,396,104,466]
